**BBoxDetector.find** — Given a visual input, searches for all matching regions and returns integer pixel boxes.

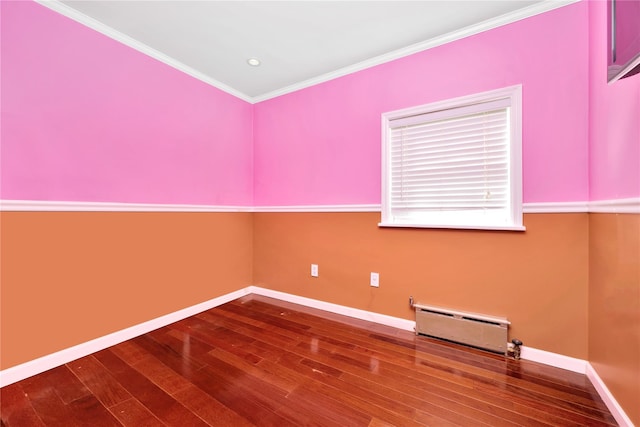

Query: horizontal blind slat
[389,168,508,180]
[391,139,507,156]
[391,147,508,167]
[391,129,507,145]
[391,158,508,172]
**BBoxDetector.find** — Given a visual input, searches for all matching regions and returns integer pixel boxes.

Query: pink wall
[253,3,590,206]
[6,1,626,205]
[590,0,640,200]
[0,1,253,205]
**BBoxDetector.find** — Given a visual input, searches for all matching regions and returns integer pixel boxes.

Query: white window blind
[381,86,523,230]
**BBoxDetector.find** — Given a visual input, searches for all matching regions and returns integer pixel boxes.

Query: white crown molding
[35,0,578,104]
[0,200,252,212]
[0,287,253,387]
[34,0,253,104]
[251,0,579,103]
[587,363,634,427]
[251,204,382,213]
[588,197,640,214]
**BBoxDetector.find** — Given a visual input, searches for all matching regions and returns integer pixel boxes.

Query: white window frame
[380,85,524,231]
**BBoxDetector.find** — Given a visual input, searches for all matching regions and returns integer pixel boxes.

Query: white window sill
[378,222,526,232]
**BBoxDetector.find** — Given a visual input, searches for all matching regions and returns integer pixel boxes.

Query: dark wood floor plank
[198,310,303,349]
[0,383,46,427]
[287,385,374,427]
[198,349,344,426]
[107,398,165,427]
[109,340,154,367]
[188,365,299,427]
[218,319,319,365]
[194,351,346,427]
[270,354,453,425]
[197,348,365,427]
[92,349,209,427]
[217,301,312,334]
[18,374,87,427]
[206,347,298,393]
[277,354,431,427]
[64,394,122,427]
[198,350,289,399]
[1,295,618,427]
[187,326,263,364]
[66,355,132,408]
[130,355,192,396]
[37,365,92,405]
[171,385,255,427]
[131,333,206,381]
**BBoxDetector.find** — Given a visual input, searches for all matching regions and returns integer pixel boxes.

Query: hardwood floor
[1,295,617,426]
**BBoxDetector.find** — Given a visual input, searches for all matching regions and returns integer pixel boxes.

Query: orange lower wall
[0,211,595,367]
[0,212,253,370]
[589,213,640,426]
[253,212,590,359]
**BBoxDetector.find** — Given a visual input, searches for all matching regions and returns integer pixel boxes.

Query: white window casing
[380,85,524,231]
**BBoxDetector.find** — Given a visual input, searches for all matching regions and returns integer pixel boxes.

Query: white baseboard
[0,287,253,387]
[587,363,635,427]
[248,286,416,332]
[520,346,588,374]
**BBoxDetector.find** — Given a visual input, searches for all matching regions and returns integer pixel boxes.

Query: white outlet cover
[370,272,379,287]
[311,264,319,277]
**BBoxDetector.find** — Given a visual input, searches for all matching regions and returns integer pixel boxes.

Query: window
[381,85,524,231]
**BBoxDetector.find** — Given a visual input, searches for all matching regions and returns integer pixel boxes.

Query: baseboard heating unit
[414,303,510,354]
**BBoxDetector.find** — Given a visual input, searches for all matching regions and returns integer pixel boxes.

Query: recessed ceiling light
[247,58,261,67]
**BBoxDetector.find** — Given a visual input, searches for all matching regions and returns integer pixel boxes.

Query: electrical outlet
[370,272,379,287]
[311,264,319,277]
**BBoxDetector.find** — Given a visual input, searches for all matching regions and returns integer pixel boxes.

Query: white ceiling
[45,1,575,102]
